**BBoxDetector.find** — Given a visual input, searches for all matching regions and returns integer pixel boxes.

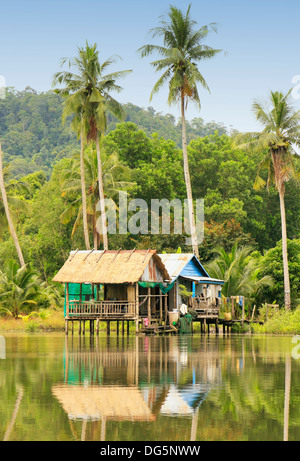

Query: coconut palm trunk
[0,144,25,267]
[278,187,291,310]
[80,125,90,250]
[181,94,199,258]
[271,148,291,310]
[96,132,108,250]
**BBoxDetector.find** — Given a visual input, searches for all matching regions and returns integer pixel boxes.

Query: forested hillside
[0,88,227,178]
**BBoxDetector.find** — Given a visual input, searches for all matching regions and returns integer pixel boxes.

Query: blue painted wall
[180,257,208,279]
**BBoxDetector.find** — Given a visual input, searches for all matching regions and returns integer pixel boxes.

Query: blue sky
[1,0,300,132]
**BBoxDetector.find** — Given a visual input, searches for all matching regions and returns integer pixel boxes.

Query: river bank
[1,306,300,335]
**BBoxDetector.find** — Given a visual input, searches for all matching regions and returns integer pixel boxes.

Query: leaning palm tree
[54,42,131,250]
[234,89,300,310]
[138,4,221,257]
[0,144,25,267]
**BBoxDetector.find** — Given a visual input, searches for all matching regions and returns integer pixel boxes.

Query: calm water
[0,333,300,441]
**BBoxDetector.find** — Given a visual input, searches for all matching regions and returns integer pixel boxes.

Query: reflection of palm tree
[3,385,24,441]
[284,355,291,441]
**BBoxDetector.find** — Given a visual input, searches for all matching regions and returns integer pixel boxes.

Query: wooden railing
[191,298,220,318]
[67,300,138,319]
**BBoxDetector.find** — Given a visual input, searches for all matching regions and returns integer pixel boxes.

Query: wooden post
[242,297,245,326]
[164,294,168,325]
[147,287,151,323]
[216,319,219,334]
[231,296,235,319]
[127,321,130,336]
[122,321,125,336]
[135,282,139,334]
[65,319,68,335]
[116,321,119,336]
[79,321,82,335]
[207,321,210,334]
[82,320,85,335]
[71,320,74,335]
[251,305,256,322]
[203,318,206,334]
[159,293,163,325]
[107,321,110,336]
[66,283,69,319]
[96,319,99,336]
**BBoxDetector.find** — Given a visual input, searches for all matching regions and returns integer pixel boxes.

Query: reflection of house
[52,385,155,422]
[160,384,209,416]
[159,253,224,318]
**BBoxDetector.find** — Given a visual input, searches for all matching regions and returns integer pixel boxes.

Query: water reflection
[1,334,299,441]
[52,336,223,440]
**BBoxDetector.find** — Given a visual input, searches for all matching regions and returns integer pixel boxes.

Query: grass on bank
[251,305,300,334]
[1,305,300,335]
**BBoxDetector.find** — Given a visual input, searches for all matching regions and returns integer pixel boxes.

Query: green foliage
[0,260,52,318]
[206,243,273,301]
[252,306,300,334]
[256,239,300,307]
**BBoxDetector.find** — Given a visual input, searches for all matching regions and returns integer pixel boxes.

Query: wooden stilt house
[53,249,170,333]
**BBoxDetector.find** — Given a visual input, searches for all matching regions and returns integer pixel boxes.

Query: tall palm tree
[138,4,221,257]
[53,65,90,250]
[0,144,25,267]
[235,90,300,310]
[54,42,131,250]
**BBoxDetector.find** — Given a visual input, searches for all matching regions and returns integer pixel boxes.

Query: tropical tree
[59,147,133,249]
[206,244,273,300]
[0,260,49,318]
[53,42,131,250]
[0,144,25,267]
[235,90,300,310]
[138,4,221,257]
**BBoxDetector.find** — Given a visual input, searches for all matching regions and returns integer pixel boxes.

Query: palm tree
[53,42,131,250]
[206,244,273,300]
[0,260,46,318]
[0,144,25,267]
[138,4,221,257]
[235,90,300,310]
[60,147,133,249]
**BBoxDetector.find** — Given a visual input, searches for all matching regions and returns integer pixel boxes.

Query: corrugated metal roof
[53,250,170,284]
[158,253,210,283]
[181,275,224,285]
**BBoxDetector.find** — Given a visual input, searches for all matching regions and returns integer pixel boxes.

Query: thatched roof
[52,249,170,284]
[52,385,155,421]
